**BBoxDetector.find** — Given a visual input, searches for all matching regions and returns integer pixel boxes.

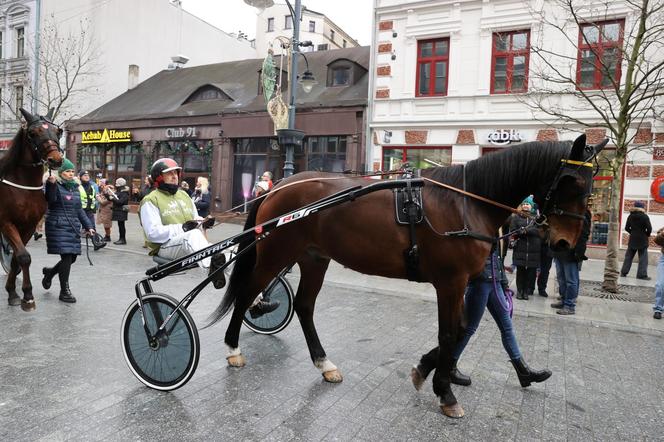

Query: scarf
[158,181,179,195]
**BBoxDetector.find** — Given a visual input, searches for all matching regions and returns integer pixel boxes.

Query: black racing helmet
[150,158,182,184]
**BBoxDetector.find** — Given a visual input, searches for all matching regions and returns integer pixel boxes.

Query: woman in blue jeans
[412,245,552,388]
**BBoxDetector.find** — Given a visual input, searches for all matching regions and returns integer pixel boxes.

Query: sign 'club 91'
[81,128,132,144]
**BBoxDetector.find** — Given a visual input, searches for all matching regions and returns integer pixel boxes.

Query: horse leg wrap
[225,345,245,367]
[315,359,343,383]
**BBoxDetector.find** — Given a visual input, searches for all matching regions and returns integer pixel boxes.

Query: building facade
[0,0,36,141]
[66,47,369,212]
[0,0,257,154]
[368,0,664,249]
[254,2,359,57]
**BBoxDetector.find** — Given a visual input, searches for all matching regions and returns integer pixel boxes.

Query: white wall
[40,0,256,121]
[254,3,358,57]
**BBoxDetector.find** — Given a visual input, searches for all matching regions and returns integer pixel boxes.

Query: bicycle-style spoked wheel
[0,234,15,274]
[121,293,200,390]
[243,276,295,335]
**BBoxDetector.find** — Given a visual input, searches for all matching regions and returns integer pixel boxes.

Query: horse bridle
[535,156,595,226]
[24,117,63,168]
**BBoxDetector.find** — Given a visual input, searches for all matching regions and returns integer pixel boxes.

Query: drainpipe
[32,0,42,113]
[365,0,379,173]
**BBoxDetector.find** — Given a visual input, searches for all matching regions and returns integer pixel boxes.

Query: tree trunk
[602,159,625,293]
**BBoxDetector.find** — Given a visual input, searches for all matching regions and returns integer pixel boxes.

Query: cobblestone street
[1,241,663,441]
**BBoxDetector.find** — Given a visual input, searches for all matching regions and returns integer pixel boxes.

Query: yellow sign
[81,128,132,144]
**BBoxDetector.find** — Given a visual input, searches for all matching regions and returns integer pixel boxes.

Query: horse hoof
[21,299,36,312]
[411,366,425,391]
[440,402,465,418]
[227,354,246,367]
[8,296,21,306]
[322,369,343,383]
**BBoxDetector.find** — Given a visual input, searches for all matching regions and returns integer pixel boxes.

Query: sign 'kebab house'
[81,128,132,144]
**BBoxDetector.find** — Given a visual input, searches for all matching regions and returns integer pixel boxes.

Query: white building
[254,2,359,57]
[368,0,664,249]
[0,0,257,141]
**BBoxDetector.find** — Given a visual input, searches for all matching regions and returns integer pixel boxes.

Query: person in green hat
[41,158,95,303]
[509,196,541,300]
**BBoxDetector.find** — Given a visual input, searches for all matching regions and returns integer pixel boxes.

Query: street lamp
[246,0,316,177]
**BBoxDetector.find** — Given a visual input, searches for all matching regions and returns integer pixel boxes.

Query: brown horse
[0,108,63,311]
[208,134,605,417]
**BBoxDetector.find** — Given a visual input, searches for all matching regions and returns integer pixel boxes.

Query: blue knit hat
[521,195,535,207]
[634,200,645,209]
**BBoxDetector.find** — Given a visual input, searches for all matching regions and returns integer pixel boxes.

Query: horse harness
[393,168,425,281]
[393,152,595,281]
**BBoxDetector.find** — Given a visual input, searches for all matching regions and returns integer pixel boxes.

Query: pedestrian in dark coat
[110,177,130,245]
[551,210,591,315]
[42,158,95,303]
[509,197,541,300]
[620,201,652,279]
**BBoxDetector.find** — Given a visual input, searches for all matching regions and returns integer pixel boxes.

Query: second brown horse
[207,134,605,417]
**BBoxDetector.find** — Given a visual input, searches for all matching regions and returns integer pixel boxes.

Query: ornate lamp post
[246,0,316,177]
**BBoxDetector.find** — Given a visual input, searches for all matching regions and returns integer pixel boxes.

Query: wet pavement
[1,216,663,441]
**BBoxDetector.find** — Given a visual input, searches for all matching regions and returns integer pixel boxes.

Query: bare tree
[2,15,102,125]
[522,0,664,292]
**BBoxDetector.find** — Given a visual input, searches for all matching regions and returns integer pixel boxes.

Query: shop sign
[81,128,132,144]
[651,176,664,203]
[165,127,197,138]
[653,146,664,160]
[487,129,522,146]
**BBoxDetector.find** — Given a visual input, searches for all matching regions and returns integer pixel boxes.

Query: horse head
[20,108,63,169]
[540,134,608,252]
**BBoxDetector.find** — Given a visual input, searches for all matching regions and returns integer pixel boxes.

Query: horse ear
[19,108,36,124]
[569,134,587,161]
[45,107,55,121]
[589,138,609,160]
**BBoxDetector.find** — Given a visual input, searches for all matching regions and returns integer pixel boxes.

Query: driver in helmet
[138,159,280,316]
[139,158,227,288]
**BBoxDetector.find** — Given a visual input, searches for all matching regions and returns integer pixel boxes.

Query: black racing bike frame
[133,178,425,340]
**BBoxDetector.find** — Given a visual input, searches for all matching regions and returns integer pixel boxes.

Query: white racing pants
[157,229,212,268]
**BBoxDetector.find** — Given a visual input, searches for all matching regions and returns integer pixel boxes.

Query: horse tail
[203,197,263,328]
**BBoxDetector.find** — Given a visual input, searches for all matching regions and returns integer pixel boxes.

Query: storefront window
[156,140,212,189]
[382,146,452,172]
[232,138,281,209]
[306,136,347,172]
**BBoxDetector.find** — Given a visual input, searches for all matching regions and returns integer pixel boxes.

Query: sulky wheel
[121,293,200,391]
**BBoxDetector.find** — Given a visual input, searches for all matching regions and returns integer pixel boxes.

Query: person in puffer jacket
[41,158,95,303]
[509,196,541,300]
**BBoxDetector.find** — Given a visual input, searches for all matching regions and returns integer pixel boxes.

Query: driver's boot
[248,299,280,318]
[209,254,227,289]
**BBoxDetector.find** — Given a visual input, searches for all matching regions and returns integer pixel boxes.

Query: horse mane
[0,128,27,178]
[424,140,572,206]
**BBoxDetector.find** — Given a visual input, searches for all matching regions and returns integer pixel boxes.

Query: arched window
[182,85,232,104]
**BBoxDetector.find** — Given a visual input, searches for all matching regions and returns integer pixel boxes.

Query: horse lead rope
[0,178,44,191]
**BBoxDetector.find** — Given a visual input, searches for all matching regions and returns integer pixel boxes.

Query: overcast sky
[181,0,373,45]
